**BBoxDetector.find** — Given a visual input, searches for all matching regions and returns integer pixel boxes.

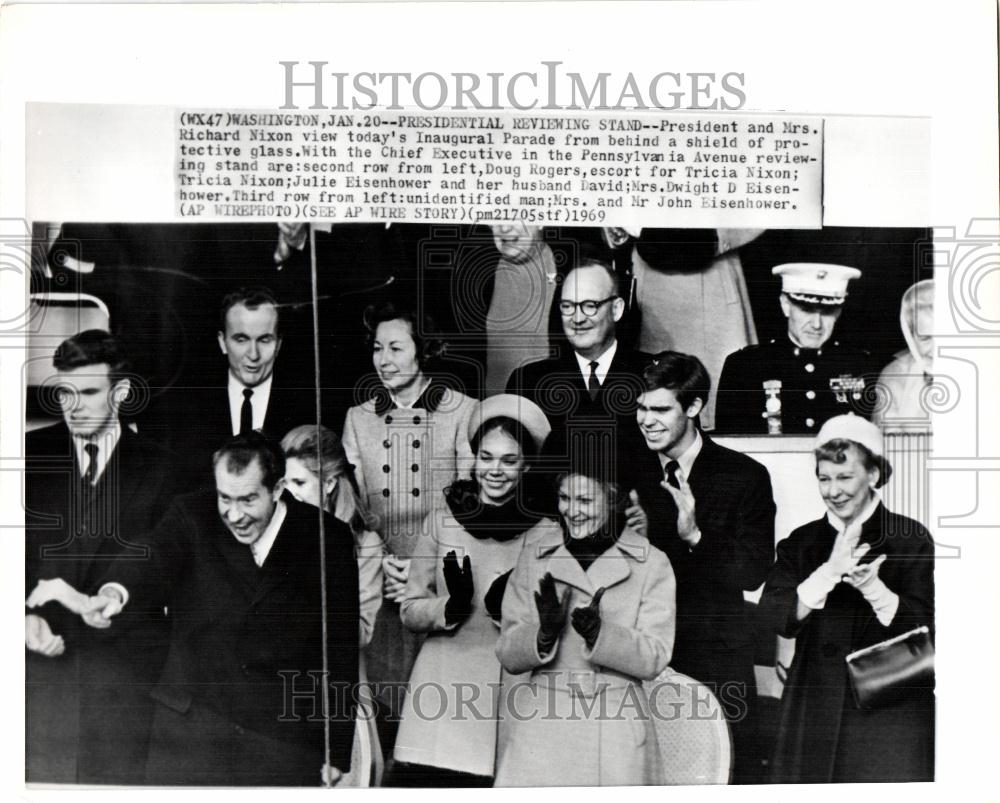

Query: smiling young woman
[391,395,550,786]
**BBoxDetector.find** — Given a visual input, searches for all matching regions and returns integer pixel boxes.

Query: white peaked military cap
[468,394,552,451]
[815,413,884,456]
[773,263,862,305]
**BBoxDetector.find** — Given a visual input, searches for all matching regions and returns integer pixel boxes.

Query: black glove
[442,551,474,625]
[534,572,570,653]
[571,587,606,649]
[484,569,513,623]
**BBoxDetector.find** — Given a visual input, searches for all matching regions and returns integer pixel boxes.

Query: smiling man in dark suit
[632,351,776,783]
[165,286,319,488]
[75,432,359,786]
[24,330,180,784]
[506,258,646,498]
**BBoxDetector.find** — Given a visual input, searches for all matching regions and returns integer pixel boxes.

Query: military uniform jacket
[714,337,880,435]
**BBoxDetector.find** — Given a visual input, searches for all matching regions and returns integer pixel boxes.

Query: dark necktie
[664,459,681,490]
[240,388,254,435]
[82,442,99,485]
[587,361,601,400]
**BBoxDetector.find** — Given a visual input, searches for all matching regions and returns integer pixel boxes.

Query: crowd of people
[24,222,935,787]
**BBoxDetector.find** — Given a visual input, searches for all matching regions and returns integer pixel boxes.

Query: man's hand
[25,578,89,615]
[25,614,65,657]
[624,490,647,539]
[274,222,308,264]
[383,555,411,603]
[661,473,700,546]
[570,587,605,649]
[81,590,124,629]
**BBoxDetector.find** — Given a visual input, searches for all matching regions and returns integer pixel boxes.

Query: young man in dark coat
[632,351,777,783]
[25,331,180,784]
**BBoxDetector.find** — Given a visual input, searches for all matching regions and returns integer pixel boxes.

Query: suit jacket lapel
[80,431,151,568]
[213,519,261,596]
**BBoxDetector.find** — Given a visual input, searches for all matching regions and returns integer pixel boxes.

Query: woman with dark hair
[760,414,934,783]
[342,301,477,754]
[390,395,551,786]
[494,449,676,786]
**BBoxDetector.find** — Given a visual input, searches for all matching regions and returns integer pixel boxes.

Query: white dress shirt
[73,421,122,484]
[657,428,703,481]
[573,341,618,388]
[227,373,273,435]
[250,500,287,567]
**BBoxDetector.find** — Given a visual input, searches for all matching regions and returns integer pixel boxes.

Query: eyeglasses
[558,296,618,317]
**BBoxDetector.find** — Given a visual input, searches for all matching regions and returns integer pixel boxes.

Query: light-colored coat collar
[534,523,649,594]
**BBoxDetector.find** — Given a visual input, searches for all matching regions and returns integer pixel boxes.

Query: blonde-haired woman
[281,424,383,649]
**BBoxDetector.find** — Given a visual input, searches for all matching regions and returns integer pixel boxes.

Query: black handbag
[845,625,935,710]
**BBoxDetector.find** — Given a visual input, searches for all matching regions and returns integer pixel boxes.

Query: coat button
[411,464,419,472]
[385,415,394,424]
[805,363,815,373]
[413,439,421,449]
[382,488,390,497]
[383,464,390,473]
[383,439,391,449]
[806,390,816,400]
[806,418,815,428]
[413,416,422,425]
[412,488,420,497]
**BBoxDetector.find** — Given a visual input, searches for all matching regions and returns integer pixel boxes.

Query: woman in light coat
[494,456,676,787]
[342,301,476,753]
[392,395,551,786]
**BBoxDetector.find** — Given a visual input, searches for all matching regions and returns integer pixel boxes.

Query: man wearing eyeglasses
[506,258,646,494]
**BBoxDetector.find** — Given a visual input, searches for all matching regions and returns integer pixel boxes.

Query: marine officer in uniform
[715,263,879,434]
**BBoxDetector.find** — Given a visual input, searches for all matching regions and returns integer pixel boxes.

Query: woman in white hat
[759,414,934,783]
[390,395,551,786]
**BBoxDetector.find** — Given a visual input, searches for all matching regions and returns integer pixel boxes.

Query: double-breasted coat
[758,504,935,783]
[342,382,475,714]
[494,522,676,787]
[394,506,531,777]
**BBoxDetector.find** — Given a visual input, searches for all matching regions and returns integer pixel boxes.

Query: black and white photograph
[2,1,998,798]
[22,220,936,786]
